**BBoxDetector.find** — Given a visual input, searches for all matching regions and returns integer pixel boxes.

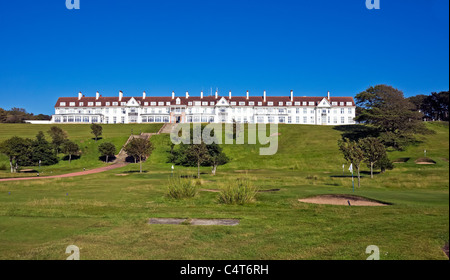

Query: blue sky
[0,0,448,115]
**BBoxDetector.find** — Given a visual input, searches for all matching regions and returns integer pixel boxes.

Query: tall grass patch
[166,175,197,199]
[218,177,258,205]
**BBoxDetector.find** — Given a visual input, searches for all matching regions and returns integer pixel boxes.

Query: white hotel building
[51,90,356,125]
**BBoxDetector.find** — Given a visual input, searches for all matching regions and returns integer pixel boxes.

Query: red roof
[55,94,355,107]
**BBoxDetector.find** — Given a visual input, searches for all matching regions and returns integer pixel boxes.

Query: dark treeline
[408,91,449,122]
[0,107,51,123]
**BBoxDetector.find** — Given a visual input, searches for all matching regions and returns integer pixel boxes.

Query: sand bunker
[298,194,390,206]
[415,158,436,165]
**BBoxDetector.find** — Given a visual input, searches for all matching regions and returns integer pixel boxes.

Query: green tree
[359,137,387,179]
[374,154,394,174]
[0,136,33,173]
[186,142,210,179]
[61,140,80,163]
[355,85,428,150]
[47,126,68,154]
[338,138,365,188]
[207,143,229,175]
[124,138,153,173]
[31,131,59,166]
[91,123,103,142]
[98,142,116,163]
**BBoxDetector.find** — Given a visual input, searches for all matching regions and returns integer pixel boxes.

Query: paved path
[0,162,128,182]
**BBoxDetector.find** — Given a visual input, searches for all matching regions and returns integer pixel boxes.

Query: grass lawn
[0,122,448,260]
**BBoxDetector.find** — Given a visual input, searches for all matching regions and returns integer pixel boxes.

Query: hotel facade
[51,90,356,125]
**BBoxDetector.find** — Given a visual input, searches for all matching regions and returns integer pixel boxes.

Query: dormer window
[60,102,66,106]
[176,98,181,105]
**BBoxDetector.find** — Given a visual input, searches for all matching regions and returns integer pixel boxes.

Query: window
[341,108,345,114]
[340,102,344,106]
[279,117,285,123]
[239,102,245,106]
[166,102,171,106]
[75,116,81,123]
[332,102,338,106]
[106,102,110,106]
[151,102,156,106]
[164,116,169,123]
[69,102,75,106]
[231,102,236,105]
[296,116,300,123]
[113,116,117,124]
[83,116,89,123]
[88,102,94,106]
[258,102,262,106]
[296,108,300,114]
[303,116,307,123]
[142,117,147,123]
[121,116,125,123]
[279,102,283,106]
[308,102,315,106]
[96,102,101,106]
[288,116,292,124]
[346,102,353,106]
[268,102,273,106]
[202,102,208,106]
[148,116,154,123]
[54,117,61,123]
[348,117,353,123]
[79,102,84,106]
[249,102,254,106]
[294,102,300,106]
[92,117,98,123]
[302,102,307,106]
[348,108,352,114]
[68,116,74,123]
[210,102,215,106]
[188,102,192,106]
[257,117,264,123]
[121,102,126,106]
[158,102,164,106]
[286,102,292,106]
[341,117,345,123]
[60,102,66,106]
[334,117,337,124]
[113,102,118,106]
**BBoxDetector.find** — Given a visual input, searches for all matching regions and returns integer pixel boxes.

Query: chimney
[263,90,266,102]
[215,91,218,99]
[78,92,82,100]
[246,90,249,100]
[96,91,100,100]
[186,91,189,99]
[143,91,146,100]
[290,90,294,102]
[229,91,232,99]
[327,91,330,100]
[119,91,123,102]
[201,91,204,99]
[172,91,175,100]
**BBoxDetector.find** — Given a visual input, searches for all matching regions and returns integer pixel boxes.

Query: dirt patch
[441,158,449,163]
[148,218,239,226]
[200,188,280,193]
[148,218,187,225]
[115,174,129,176]
[415,157,436,165]
[298,194,390,206]
[443,243,449,258]
[190,219,239,226]
[393,157,410,163]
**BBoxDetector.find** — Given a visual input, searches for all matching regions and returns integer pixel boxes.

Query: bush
[218,178,258,205]
[167,176,197,199]
[0,163,7,170]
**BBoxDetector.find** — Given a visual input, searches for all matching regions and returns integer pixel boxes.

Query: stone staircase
[113,123,176,164]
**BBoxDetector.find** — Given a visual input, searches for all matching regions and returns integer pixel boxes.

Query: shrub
[167,176,197,199]
[0,163,7,170]
[218,177,258,205]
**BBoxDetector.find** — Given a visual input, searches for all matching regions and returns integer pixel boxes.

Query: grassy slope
[0,122,448,260]
[0,124,162,178]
